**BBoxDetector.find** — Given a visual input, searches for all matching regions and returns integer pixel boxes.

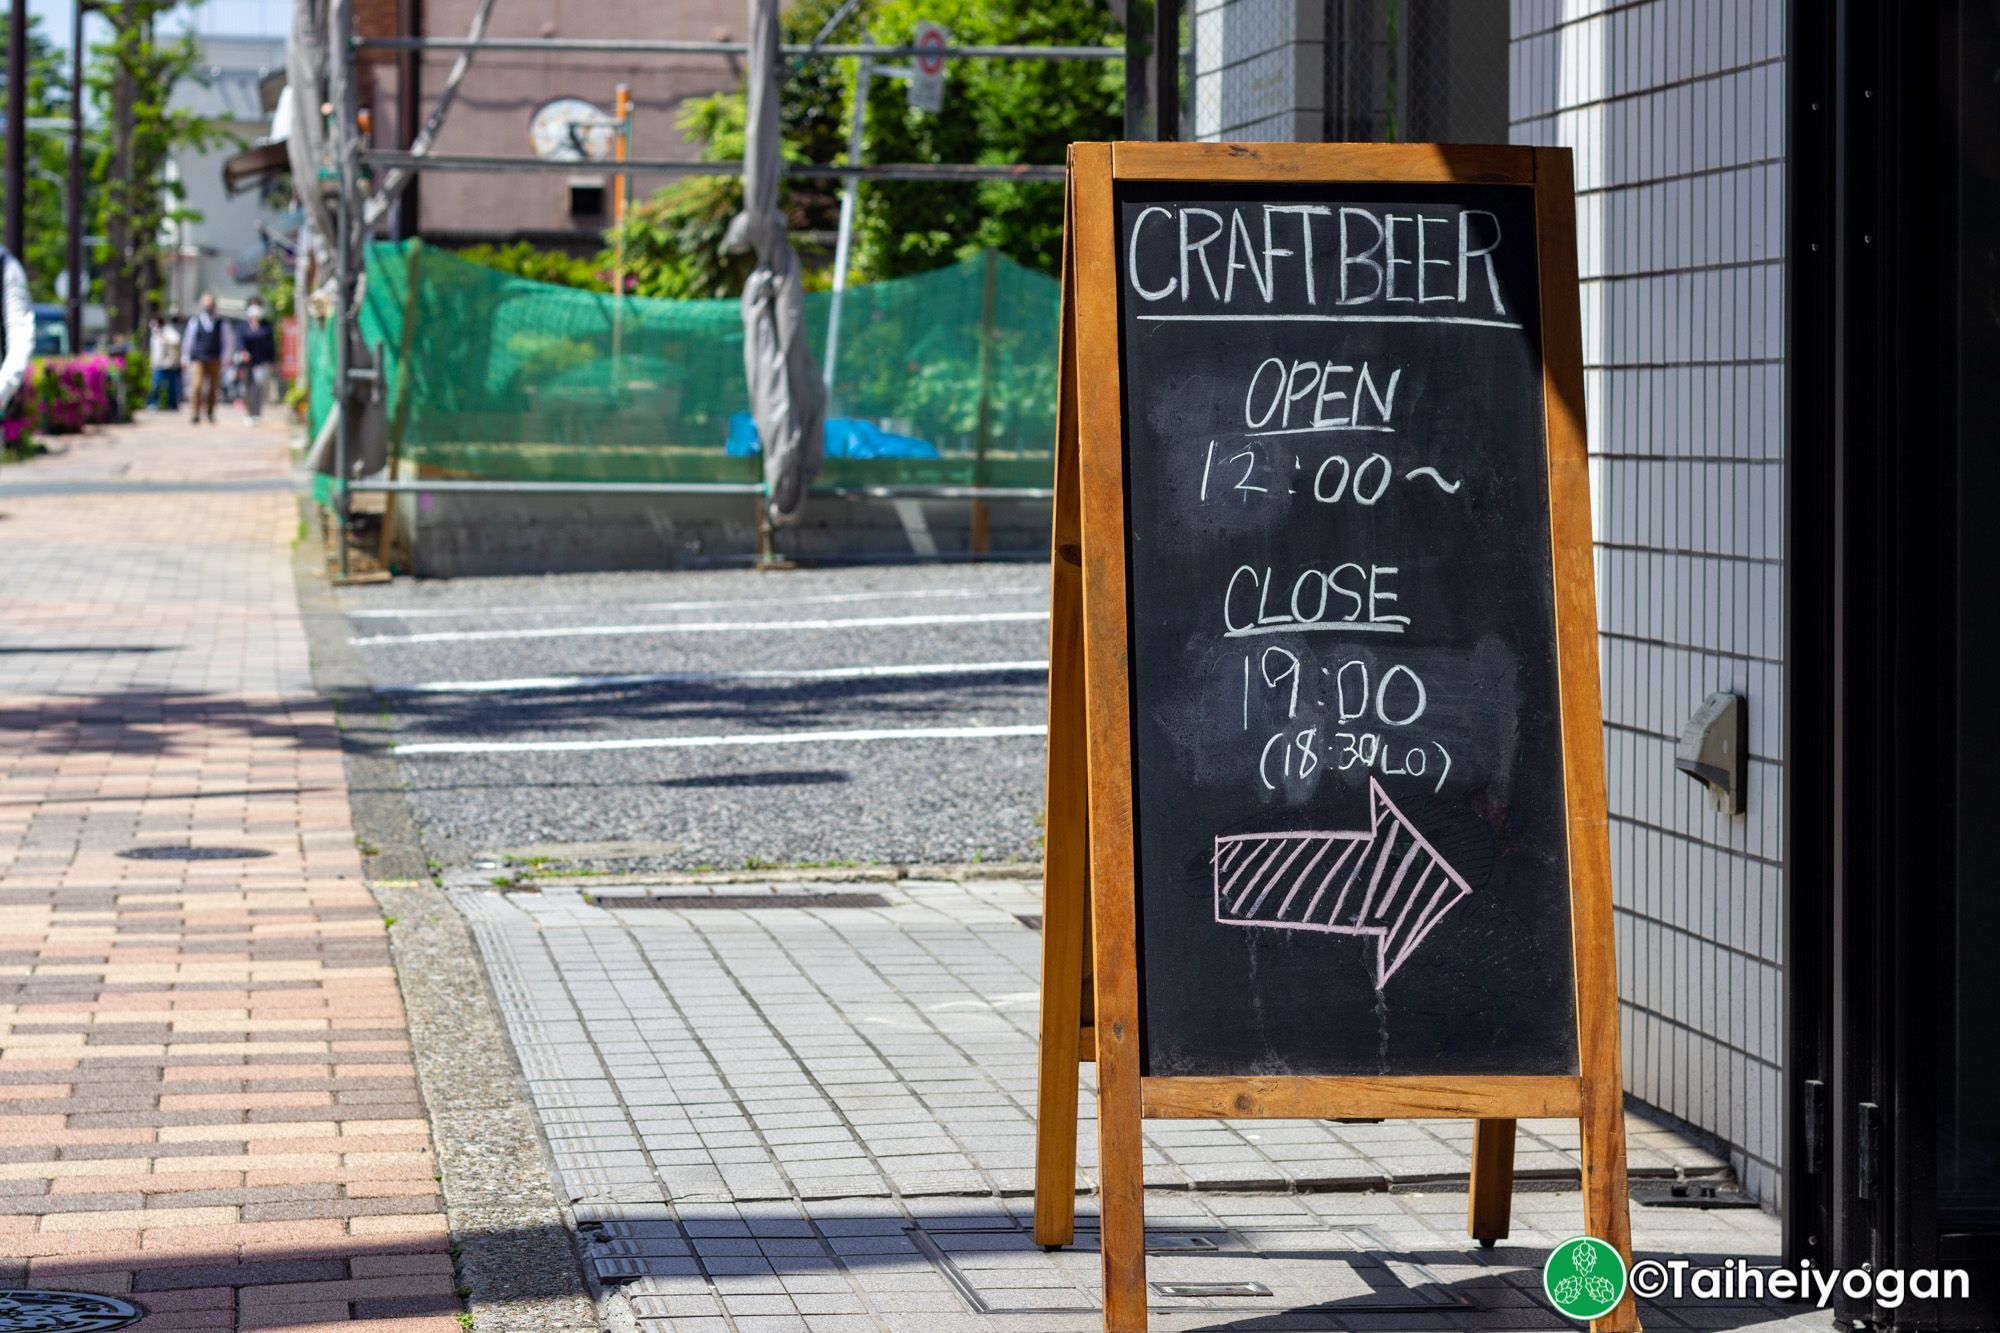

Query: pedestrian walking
[147,314,182,411]
[0,243,32,432]
[236,300,277,422]
[184,294,224,423]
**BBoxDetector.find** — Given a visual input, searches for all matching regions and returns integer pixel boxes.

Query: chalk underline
[1244,423,1396,438]
[394,723,1049,756]
[376,659,1051,697]
[351,610,1050,646]
[1223,622,1407,638]
[1139,313,1525,330]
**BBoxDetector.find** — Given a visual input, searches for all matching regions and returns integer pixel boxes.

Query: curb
[511,861,1047,888]
[293,505,600,1333]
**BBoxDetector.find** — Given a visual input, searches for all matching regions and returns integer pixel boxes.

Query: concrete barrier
[390,487,1053,575]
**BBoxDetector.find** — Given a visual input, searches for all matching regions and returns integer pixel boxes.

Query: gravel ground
[340,562,1052,870]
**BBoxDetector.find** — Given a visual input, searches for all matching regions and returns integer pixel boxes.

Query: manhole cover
[118,845,273,861]
[0,1291,146,1333]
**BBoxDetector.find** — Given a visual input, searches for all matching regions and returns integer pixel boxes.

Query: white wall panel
[1514,0,1785,1206]
[1190,0,1321,141]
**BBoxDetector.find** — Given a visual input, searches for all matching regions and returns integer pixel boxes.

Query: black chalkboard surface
[1114,183,1579,1078]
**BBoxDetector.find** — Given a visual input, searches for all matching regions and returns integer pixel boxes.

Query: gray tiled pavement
[453,875,1827,1332]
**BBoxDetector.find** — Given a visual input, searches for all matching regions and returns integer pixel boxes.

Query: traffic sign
[909,23,947,113]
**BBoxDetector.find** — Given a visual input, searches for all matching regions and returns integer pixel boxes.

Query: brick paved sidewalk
[0,417,459,1333]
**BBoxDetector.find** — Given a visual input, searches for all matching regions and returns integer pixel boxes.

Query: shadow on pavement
[382,671,1052,740]
[0,690,338,760]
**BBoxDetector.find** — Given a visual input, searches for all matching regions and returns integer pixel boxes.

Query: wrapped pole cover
[723,0,826,524]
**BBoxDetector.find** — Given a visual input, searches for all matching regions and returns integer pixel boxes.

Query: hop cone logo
[1542,1235,1626,1321]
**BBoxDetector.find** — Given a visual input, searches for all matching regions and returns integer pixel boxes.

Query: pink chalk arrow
[1212,777,1474,988]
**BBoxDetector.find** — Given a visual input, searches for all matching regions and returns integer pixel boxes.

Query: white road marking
[393,722,1049,756]
[344,585,1045,619]
[376,659,1051,696]
[351,610,1049,647]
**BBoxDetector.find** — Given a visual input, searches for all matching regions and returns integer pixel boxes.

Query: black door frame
[1786,2,1980,1326]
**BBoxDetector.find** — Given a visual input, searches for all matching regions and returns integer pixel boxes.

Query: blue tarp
[725,411,939,460]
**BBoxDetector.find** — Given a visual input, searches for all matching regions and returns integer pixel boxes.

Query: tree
[849,0,1120,280]
[0,12,84,304]
[598,93,755,301]
[90,5,213,336]
[602,0,850,301]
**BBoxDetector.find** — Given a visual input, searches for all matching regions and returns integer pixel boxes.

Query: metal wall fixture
[1675,691,1747,816]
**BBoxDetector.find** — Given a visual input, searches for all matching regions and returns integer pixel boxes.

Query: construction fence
[310,240,1062,491]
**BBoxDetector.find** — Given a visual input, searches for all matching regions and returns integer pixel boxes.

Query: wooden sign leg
[1032,871,1086,1247]
[1061,138,1148,1333]
[1034,224,1091,1251]
[1582,1088,1639,1331]
[1032,555,1088,1248]
[1467,1118,1517,1246]
[1094,1028,1146,1331]
[1534,141,1641,1331]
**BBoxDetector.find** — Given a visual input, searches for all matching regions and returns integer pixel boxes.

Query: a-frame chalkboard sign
[1034,142,1636,1332]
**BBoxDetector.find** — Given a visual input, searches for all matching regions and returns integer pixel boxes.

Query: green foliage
[120,348,149,413]
[90,3,220,332]
[598,93,760,300]
[852,0,1120,279]
[603,0,876,301]
[0,13,82,304]
[453,241,609,292]
[504,330,596,383]
[603,163,751,300]
[257,252,295,319]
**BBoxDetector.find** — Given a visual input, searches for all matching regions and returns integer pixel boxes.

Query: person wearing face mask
[184,294,224,424]
[235,301,276,422]
[147,313,183,411]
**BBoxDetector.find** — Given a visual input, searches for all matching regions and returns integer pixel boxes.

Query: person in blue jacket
[184,294,225,424]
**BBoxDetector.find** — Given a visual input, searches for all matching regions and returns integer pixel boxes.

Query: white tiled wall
[1511,0,1786,1206]
[1191,0,1322,141]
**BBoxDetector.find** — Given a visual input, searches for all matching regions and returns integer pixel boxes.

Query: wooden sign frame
[1033,141,1636,1333]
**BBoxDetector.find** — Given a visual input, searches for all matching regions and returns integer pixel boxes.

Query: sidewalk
[442,870,1817,1332]
[0,417,457,1332]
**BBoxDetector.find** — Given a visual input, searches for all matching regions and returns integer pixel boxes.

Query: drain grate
[0,1292,146,1333]
[118,845,272,861]
[595,893,889,910]
[1633,1180,1759,1209]
[1152,1282,1272,1298]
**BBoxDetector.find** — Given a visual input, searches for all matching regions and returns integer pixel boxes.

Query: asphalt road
[339,562,1052,871]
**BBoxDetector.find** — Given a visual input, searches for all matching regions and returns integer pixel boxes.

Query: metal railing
[342,479,1056,501]
[357,151,1065,183]
[353,36,1119,59]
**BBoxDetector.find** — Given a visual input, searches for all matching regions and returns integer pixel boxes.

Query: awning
[224,141,292,196]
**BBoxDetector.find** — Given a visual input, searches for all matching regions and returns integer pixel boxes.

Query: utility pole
[822,37,872,400]
[7,0,26,258]
[394,0,419,238]
[1123,0,1179,141]
[329,0,356,578]
[66,0,83,352]
[610,81,628,407]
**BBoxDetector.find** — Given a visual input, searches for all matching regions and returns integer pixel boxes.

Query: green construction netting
[309,240,1060,490]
